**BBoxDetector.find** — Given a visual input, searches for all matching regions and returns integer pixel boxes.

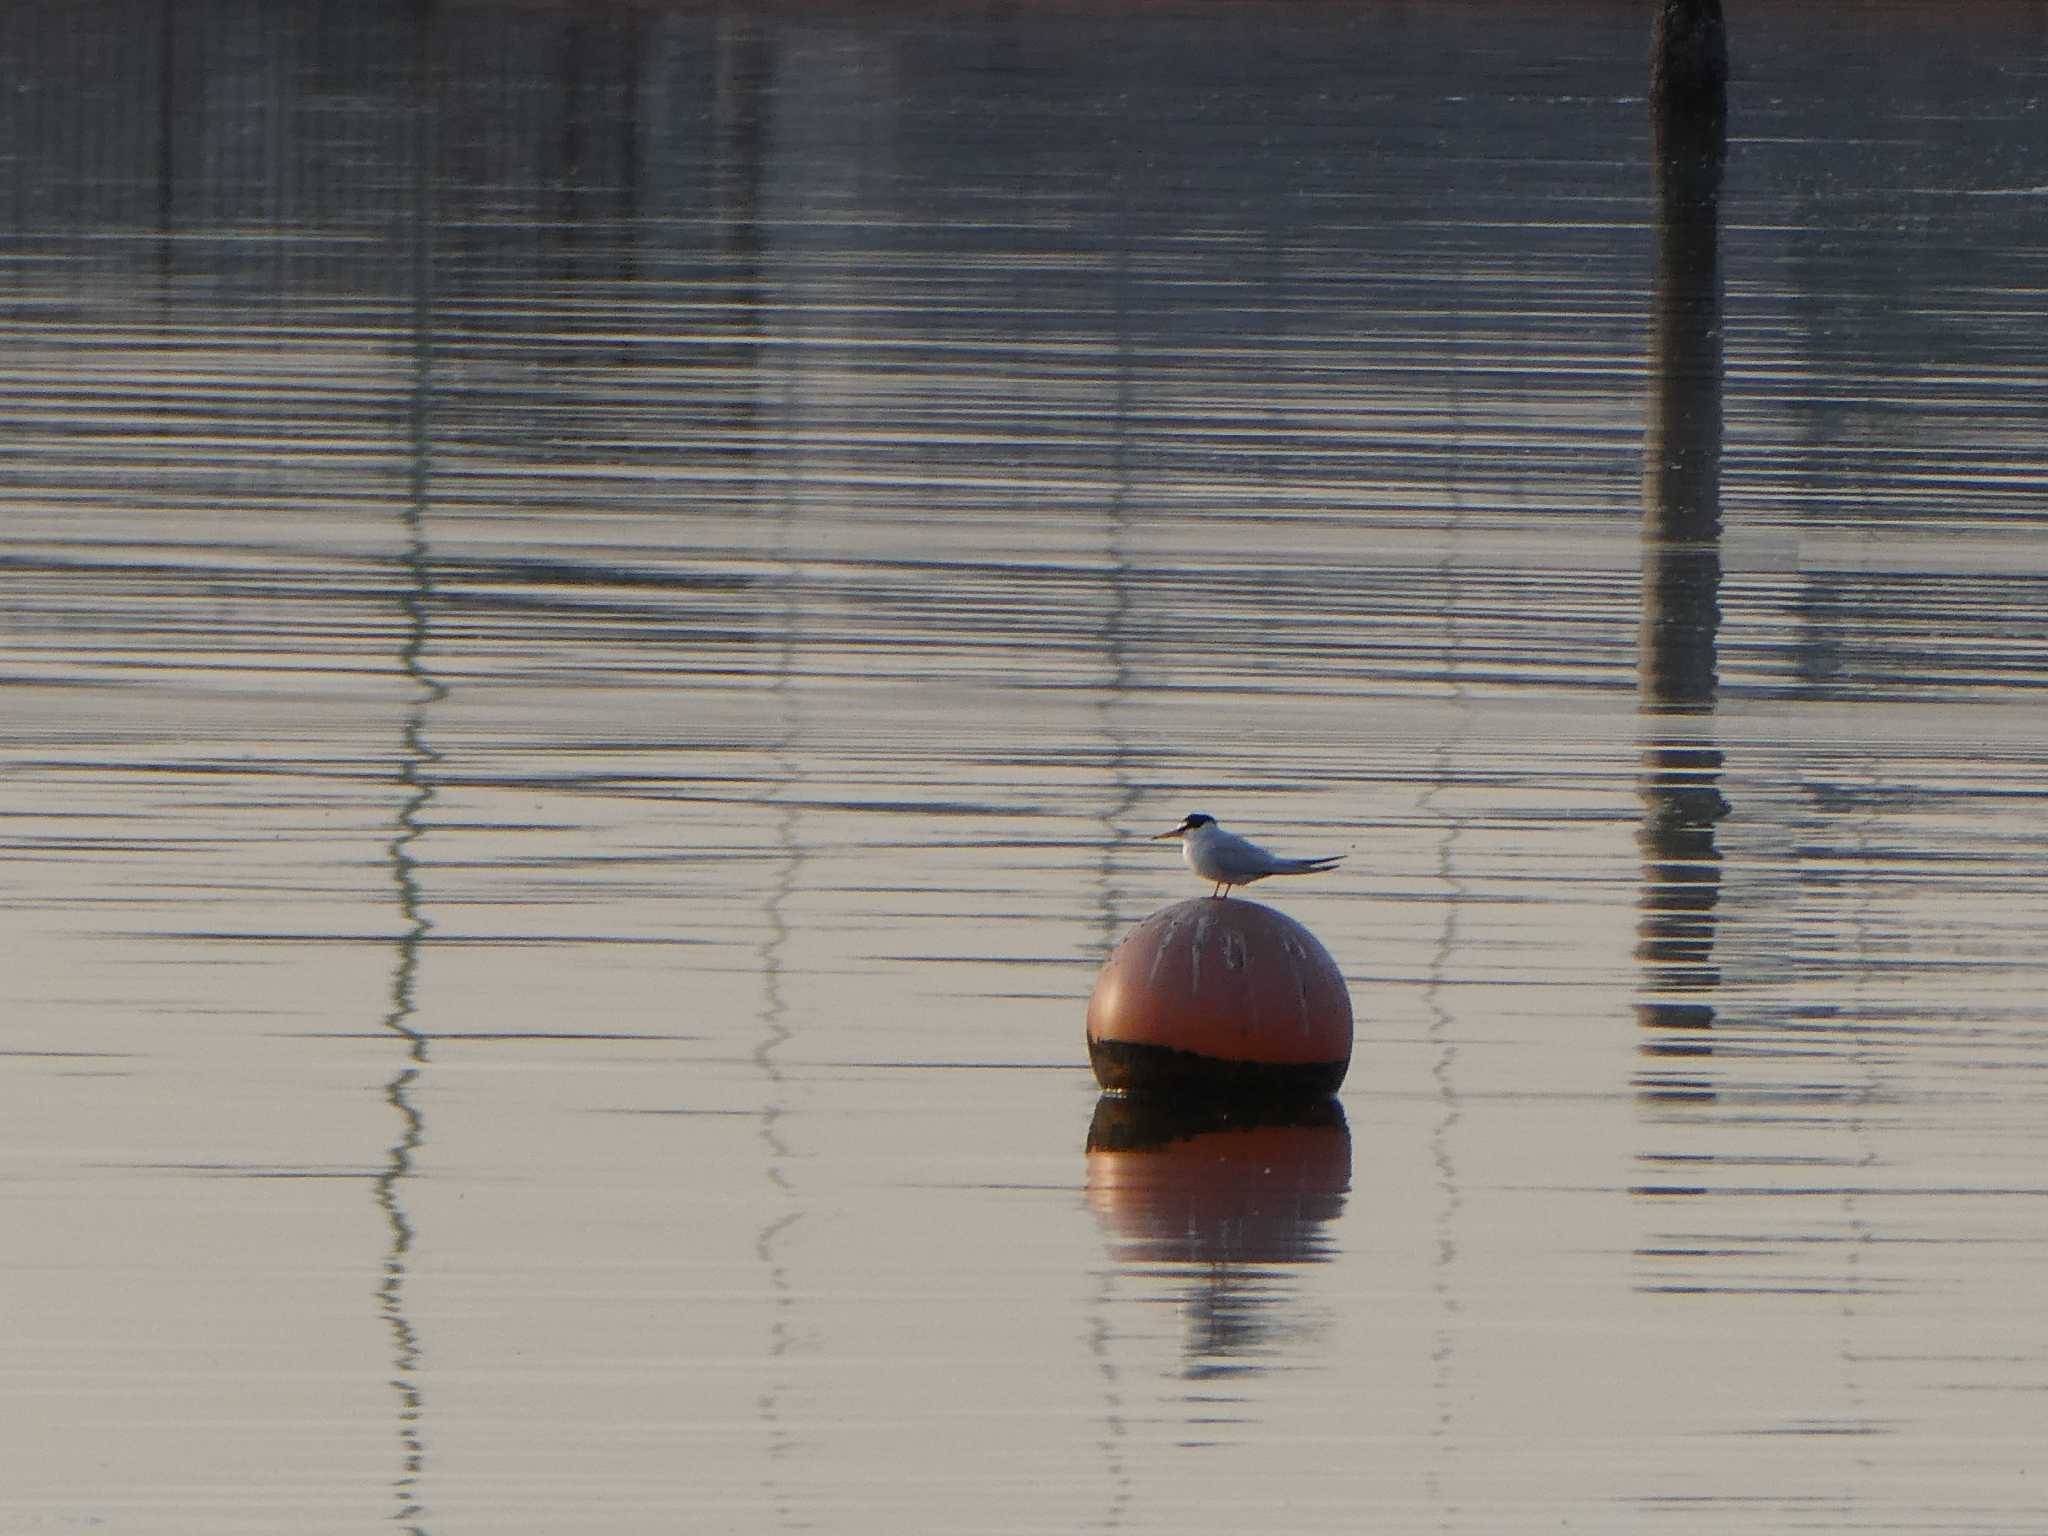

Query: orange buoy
[1086,897,1352,1100]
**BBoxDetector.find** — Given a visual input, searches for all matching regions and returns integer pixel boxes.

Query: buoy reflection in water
[1087,1096,1350,1365]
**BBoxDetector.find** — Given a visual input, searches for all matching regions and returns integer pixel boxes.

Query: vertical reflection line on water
[1831,761,1880,1481]
[154,0,175,277]
[1635,0,1730,1104]
[1087,215,1144,960]
[1081,165,1146,1531]
[371,29,446,1532]
[549,12,646,285]
[1788,748,1884,1469]
[750,756,803,1529]
[1085,1272,1132,1532]
[1418,235,1476,1536]
[1084,150,1140,1535]
[377,645,437,1536]
[716,18,803,1525]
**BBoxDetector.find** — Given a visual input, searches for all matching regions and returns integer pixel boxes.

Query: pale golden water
[3,2,2048,1531]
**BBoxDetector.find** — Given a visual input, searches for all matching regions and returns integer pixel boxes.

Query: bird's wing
[1271,853,1343,874]
[1209,831,1278,879]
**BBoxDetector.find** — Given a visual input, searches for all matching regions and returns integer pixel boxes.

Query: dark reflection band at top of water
[4,4,2045,751]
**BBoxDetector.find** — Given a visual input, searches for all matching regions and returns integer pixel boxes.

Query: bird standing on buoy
[1150,813,1343,898]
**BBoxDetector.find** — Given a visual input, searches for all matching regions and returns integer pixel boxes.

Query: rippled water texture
[3,2,2047,1531]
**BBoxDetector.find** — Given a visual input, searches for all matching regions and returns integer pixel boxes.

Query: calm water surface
[4,2,2048,1531]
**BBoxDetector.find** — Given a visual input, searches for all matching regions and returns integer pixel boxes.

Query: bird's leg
[1214,882,1230,899]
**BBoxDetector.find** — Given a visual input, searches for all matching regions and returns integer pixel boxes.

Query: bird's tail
[1273,855,1343,875]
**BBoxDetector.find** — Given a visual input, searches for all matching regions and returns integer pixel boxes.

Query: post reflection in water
[1085,1097,1350,1374]
[1636,0,1730,1093]
[377,508,438,1535]
[372,56,444,1524]
[700,16,807,1521]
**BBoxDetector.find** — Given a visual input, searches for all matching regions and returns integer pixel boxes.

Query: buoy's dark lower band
[1088,1036,1348,1103]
